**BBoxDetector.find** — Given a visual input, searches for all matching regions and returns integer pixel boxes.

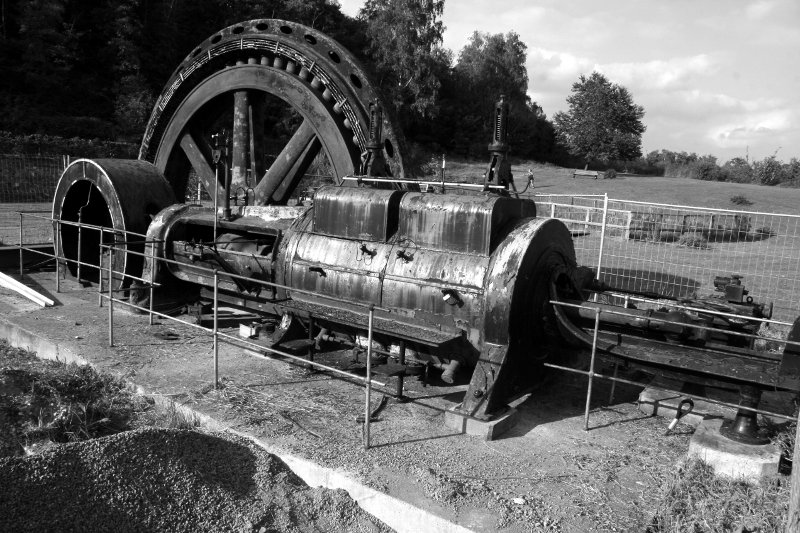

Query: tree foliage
[553,72,645,166]
[426,31,557,161]
[359,0,447,119]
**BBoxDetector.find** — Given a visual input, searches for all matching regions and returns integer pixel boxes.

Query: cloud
[709,109,795,149]
[595,55,718,91]
[745,0,778,20]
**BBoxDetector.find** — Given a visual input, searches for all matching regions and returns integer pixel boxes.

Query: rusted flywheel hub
[139,18,407,204]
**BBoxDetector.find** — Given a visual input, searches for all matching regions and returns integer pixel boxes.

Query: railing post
[76,216,83,283]
[213,269,219,389]
[98,228,104,306]
[596,193,609,281]
[787,409,800,531]
[148,242,155,326]
[395,340,406,400]
[18,212,23,277]
[364,304,375,450]
[54,217,60,293]
[584,307,601,431]
[107,242,114,347]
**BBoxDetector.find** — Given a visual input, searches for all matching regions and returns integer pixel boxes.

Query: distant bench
[573,169,599,179]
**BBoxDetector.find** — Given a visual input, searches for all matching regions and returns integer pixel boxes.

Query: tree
[553,72,645,167]
[436,30,556,160]
[359,0,447,119]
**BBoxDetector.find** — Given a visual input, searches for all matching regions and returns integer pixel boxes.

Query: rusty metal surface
[289,232,392,306]
[397,193,536,255]
[312,186,402,241]
[459,217,576,416]
[52,159,176,286]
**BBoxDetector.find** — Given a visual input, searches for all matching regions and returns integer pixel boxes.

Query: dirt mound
[0,427,393,533]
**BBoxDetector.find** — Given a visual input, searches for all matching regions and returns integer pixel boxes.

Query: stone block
[687,418,781,483]
[444,405,518,441]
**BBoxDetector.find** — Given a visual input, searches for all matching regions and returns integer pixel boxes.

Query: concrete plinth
[687,418,781,482]
[444,405,518,441]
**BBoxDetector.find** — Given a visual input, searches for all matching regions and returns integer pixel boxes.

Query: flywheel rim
[139,18,406,203]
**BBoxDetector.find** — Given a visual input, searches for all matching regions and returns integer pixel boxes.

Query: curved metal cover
[397,193,536,255]
[290,232,392,305]
[382,247,489,331]
[312,186,402,241]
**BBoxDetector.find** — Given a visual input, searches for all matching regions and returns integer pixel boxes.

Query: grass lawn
[441,159,800,215]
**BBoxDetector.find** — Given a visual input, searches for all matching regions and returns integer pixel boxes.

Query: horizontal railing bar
[542,362,795,422]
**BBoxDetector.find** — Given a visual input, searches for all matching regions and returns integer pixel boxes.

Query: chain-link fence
[534,192,800,322]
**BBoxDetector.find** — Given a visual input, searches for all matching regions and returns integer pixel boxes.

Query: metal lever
[664,398,694,435]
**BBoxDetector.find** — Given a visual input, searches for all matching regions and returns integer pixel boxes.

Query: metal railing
[12,206,800,440]
[15,212,388,450]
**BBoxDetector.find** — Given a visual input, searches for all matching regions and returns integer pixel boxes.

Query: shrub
[723,157,754,183]
[677,232,709,249]
[604,168,617,179]
[753,155,785,185]
[690,157,725,181]
[730,195,752,206]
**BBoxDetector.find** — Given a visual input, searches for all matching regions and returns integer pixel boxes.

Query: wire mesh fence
[534,193,800,322]
[0,154,68,245]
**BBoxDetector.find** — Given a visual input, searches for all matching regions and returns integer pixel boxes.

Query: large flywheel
[139,18,407,204]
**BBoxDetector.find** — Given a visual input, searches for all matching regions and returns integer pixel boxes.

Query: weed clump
[647,459,788,532]
[677,232,710,249]
[730,194,753,206]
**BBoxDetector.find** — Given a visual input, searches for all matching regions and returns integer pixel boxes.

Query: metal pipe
[608,362,619,404]
[54,217,60,293]
[148,243,155,326]
[213,163,219,242]
[213,269,219,389]
[76,218,83,283]
[542,362,795,422]
[596,193,608,281]
[395,340,406,399]
[108,242,114,347]
[365,304,375,450]
[98,227,104,307]
[342,176,507,190]
[551,299,800,349]
[597,290,793,327]
[18,212,23,277]
[584,308,601,430]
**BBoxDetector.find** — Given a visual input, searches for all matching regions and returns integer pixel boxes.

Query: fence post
[98,228,104,306]
[148,243,155,326]
[213,269,219,389]
[107,242,114,347]
[18,212,23,277]
[625,211,633,240]
[596,194,609,281]
[54,217,60,293]
[550,203,556,219]
[76,217,83,283]
[364,304,375,450]
[584,307,601,430]
[788,411,800,531]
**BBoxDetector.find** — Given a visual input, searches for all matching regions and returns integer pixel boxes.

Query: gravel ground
[0,427,393,533]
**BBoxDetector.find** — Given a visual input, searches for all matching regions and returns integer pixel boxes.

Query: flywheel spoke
[254,120,321,205]
[231,90,250,189]
[179,131,225,203]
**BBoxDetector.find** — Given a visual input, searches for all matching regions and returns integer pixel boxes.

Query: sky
[337,0,800,163]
